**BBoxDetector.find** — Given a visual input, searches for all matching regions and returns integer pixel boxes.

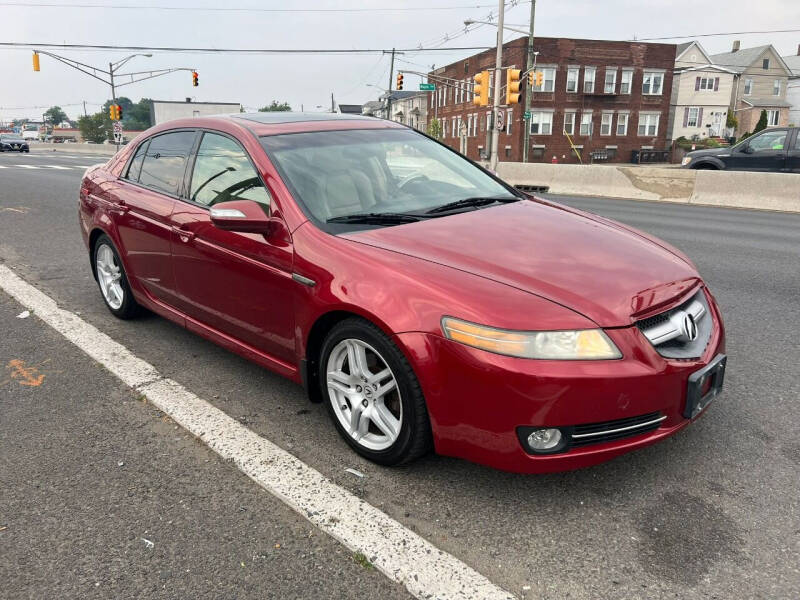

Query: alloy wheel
[95,243,124,310]
[326,338,403,451]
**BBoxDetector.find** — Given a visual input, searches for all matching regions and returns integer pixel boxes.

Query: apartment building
[427,36,675,163]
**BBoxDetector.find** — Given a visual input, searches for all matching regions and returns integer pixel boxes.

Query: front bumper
[396,297,725,473]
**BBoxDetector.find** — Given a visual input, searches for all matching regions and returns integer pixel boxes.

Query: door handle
[109,202,129,214]
[171,225,196,243]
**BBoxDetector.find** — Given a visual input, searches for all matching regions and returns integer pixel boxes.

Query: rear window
[138,131,196,196]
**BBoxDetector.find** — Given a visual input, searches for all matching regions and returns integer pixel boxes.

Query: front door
[110,130,197,305]
[170,131,296,365]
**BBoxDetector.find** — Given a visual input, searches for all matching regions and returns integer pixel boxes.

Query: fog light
[527,428,562,451]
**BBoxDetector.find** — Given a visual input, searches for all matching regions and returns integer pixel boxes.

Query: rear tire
[319,318,432,466]
[92,234,141,319]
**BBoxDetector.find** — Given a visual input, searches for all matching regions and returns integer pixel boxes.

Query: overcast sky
[1,0,799,122]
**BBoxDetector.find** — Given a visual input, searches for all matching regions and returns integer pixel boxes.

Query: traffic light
[116,104,123,120]
[396,73,404,90]
[192,71,199,87]
[506,68,521,105]
[109,104,117,120]
[32,52,40,72]
[473,70,490,107]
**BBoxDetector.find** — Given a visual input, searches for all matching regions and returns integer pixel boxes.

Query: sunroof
[233,112,372,124]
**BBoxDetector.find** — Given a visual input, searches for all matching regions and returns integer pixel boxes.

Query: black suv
[0,134,30,153]
[681,127,800,173]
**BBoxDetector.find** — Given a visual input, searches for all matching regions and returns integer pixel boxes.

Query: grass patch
[352,552,374,570]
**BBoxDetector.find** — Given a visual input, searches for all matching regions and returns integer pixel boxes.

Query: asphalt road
[1,154,798,599]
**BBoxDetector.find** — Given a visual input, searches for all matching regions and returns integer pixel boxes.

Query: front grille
[636,289,713,359]
[569,411,665,448]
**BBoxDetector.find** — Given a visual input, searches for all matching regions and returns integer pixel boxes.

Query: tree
[44,106,68,127]
[753,110,768,134]
[427,117,442,139]
[725,111,738,130]
[78,112,112,144]
[125,98,153,131]
[259,101,291,112]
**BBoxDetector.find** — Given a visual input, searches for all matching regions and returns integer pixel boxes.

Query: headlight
[681,156,692,166]
[440,317,622,360]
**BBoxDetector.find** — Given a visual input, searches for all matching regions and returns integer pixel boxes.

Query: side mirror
[210,200,281,236]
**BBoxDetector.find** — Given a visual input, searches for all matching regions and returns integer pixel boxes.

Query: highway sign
[524,111,531,119]
[419,83,435,91]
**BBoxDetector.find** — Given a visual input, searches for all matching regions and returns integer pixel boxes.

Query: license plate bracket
[684,353,726,419]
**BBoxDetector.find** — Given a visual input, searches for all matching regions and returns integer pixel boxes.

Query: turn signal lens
[440,317,622,360]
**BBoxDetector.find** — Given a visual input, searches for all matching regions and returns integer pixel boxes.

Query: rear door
[169,130,296,366]
[111,130,198,305]
[786,129,800,173]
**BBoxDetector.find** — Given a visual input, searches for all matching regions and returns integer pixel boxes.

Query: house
[668,41,736,140]
[362,91,423,122]
[388,92,428,132]
[710,42,793,135]
[782,45,800,126]
[428,36,675,163]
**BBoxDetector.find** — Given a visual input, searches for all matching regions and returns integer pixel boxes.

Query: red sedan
[79,113,726,473]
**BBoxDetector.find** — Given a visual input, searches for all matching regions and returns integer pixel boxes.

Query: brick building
[427,37,676,163]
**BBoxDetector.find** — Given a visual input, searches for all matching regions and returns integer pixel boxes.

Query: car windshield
[260,128,516,225]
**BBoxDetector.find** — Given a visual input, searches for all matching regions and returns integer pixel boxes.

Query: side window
[749,131,787,152]
[125,140,149,182]
[189,132,271,207]
[138,131,196,196]
[795,132,800,151]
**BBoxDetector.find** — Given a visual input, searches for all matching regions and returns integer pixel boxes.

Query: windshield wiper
[327,212,421,225]
[425,195,519,214]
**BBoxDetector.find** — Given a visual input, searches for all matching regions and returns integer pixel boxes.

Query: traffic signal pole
[109,62,119,151]
[522,0,536,163]
[489,0,505,170]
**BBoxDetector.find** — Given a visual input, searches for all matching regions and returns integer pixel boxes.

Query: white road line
[40,165,71,170]
[0,263,516,600]
[13,164,40,169]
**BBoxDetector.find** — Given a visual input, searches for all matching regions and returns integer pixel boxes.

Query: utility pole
[331,92,335,113]
[83,100,87,117]
[522,0,536,163]
[109,61,119,151]
[489,0,505,170]
[387,47,396,121]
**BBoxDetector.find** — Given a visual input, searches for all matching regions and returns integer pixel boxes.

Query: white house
[782,47,800,126]
[668,41,736,140]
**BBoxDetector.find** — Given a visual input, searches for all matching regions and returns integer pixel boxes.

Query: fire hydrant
[551,155,558,164]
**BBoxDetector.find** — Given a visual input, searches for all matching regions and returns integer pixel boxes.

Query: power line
[633,28,800,42]
[0,41,495,55]
[0,1,503,12]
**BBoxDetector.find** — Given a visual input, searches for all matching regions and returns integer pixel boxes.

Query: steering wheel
[397,173,429,190]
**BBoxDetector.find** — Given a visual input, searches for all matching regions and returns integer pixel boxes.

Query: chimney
[732,40,740,53]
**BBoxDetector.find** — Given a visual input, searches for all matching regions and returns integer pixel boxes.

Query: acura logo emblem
[681,313,698,342]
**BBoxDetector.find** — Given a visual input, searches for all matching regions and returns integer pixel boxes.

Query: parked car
[79,113,726,473]
[682,127,800,172]
[0,134,30,152]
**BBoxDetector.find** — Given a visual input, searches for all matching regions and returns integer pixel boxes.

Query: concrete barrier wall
[30,143,116,156]
[496,162,800,213]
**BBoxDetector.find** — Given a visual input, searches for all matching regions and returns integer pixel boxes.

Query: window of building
[687,107,699,127]
[583,67,596,93]
[505,146,512,158]
[566,67,579,93]
[580,111,593,135]
[698,77,716,90]
[480,115,485,132]
[642,71,663,95]
[767,110,780,126]
[604,68,617,94]
[744,78,753,95]
[620,69,633,94]
[773,79,781,96]
[530,111,553,135]
[506,111,512,135]
[616,113,629,136]
[563,111,575,135]
[138,131,196,197]
[452,118,457,137]
[763,58,770,70]
[604,146,618,160]
[600,112,613,135]
[534,67,556,92]
[190,132,270,207]
[531,145,545,159]
[638,113,660,136]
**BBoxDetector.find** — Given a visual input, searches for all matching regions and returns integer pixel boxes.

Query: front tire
[93,234,141,319]
[319,318,432,466]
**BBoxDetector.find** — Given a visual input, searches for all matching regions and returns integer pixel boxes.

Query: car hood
[686,147,727,159]
[341,199,700,327]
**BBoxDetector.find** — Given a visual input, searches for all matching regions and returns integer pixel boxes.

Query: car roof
[145,112,407,138]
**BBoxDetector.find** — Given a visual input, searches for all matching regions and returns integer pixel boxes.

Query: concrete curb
[29,143,117,156]
[496,162,800,213]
